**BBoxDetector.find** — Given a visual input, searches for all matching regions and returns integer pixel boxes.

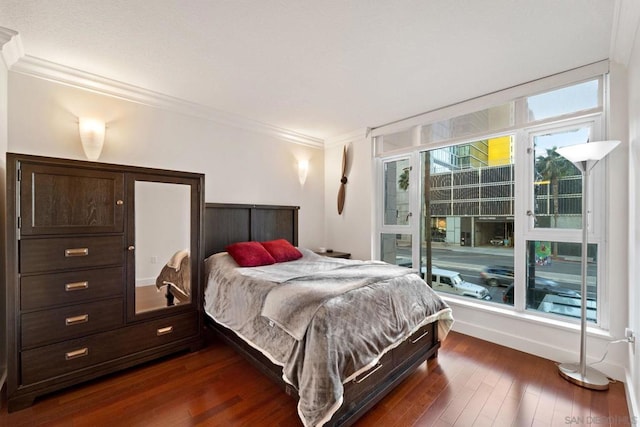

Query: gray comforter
[204,249,453,427]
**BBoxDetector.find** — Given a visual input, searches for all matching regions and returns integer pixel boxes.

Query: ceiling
[0,1,619,142]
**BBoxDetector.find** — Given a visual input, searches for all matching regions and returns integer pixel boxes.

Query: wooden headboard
[204,203,300,258]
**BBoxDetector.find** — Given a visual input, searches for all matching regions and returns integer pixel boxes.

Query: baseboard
[624,369,639,424]
[452,318,626,381]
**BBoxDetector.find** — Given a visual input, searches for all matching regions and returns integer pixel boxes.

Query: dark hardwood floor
[0,331,630,426]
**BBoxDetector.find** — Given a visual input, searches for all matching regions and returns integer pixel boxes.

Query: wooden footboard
[205,316,440,426]
[327,321,439,426]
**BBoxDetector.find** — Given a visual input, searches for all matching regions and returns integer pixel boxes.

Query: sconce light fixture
[79,118,106,161]
[298,159,309,185]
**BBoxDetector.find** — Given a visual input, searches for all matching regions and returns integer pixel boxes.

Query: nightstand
[315,250,351,259]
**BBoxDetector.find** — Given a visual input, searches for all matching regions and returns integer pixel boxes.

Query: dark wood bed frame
[203,203,441,426]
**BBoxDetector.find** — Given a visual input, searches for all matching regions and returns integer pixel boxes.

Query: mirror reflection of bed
[134,181,192,314]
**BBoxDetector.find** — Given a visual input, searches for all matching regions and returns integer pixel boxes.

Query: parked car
[502,277,580,306]
[480,265,514,287]
[431,268,491,300]
[489,236,505,246]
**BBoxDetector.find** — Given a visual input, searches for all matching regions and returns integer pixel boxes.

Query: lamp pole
[579,160,589,379]
[556,140,620,391]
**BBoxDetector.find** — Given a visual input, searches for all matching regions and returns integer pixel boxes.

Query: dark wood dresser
[5,153,204,411]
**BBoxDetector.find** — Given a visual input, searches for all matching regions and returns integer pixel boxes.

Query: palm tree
[398,167,410,191]
[535,146,577,255]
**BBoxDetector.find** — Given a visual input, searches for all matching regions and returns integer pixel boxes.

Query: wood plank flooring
[0,331,631,426]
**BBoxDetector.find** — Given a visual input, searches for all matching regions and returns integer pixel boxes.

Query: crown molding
[8,52,325,149]
[0,27,23,68]
[610,0,640,66]
[324,128,369,148]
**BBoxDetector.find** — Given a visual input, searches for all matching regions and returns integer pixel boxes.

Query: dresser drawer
[21,267,123,311]
[119,312,200,355]
[393,321,436,365]
[21,330,128,385]
[20,236,124,274]
[21,298,123,349]
[21,312,199,385]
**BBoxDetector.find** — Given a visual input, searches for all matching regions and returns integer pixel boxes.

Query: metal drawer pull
[353,363,383,384]
[65,281,89,291]
[157,326,173,336]
[65,314,89,326]
[65,347,89,360]
[65,247,89,257]
[411,330,430,344]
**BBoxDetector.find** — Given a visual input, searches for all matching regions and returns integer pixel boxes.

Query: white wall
[6,72,325,250]
[324,135,373,260]
[626,15,640,419]
[606,60,632,379]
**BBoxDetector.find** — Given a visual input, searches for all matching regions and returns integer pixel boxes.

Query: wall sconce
[79,118,106,161]
[298,159,309,185]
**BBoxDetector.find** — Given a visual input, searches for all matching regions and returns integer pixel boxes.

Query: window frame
[374,72,610,329]
[516,116,608,325]
[375,153,421,268]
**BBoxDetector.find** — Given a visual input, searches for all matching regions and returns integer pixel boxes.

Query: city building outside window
[375,74,606,325]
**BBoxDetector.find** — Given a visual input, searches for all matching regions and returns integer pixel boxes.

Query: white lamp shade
[556,140,620,163]
[79,118,105,161]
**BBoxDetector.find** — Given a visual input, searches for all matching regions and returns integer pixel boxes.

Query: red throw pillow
[226,241,276,267]
[260,239,303,263]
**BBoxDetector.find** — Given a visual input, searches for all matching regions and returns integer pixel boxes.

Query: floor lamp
[555,139,620,391]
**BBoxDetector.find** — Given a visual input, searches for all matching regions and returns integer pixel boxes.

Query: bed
[155,249,191,306]
[203,203,453,426]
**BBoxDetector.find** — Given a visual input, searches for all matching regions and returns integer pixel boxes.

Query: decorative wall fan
[337,145,348,215]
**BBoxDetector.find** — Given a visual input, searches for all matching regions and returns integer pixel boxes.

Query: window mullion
[513,129,528,312]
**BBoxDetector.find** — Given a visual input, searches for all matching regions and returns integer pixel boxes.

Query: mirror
[134,181,192,314]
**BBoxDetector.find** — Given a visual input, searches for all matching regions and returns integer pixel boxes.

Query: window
[383,158,411,226]
[376,74,606,325]
[523,241,597,320]
[381,233,412,267]
[381,129,415,152]
[526,80,601,122]
[421,103,514,145]
[379,156,417,268]
[420,138,515,305]
[531,125,591,230]
[521,118,604,322]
